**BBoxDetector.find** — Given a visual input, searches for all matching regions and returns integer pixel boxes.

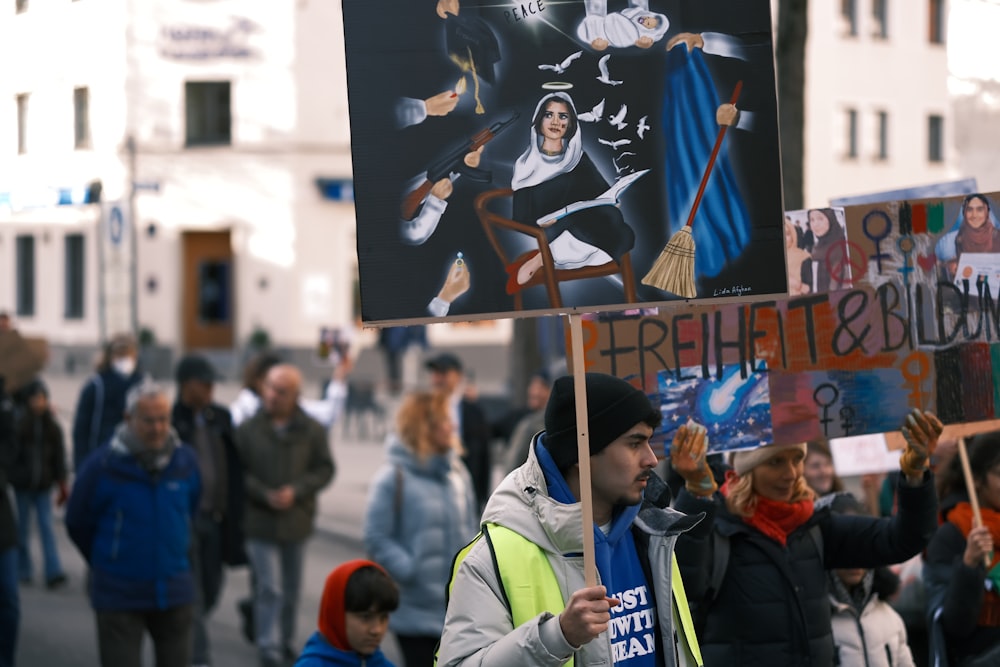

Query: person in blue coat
[295,559,399,666]
[71,333,144,469]
[66,380,200,667]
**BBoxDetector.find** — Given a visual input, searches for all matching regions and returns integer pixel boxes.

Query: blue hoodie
[295,631,395,667]
[536,438,657,667]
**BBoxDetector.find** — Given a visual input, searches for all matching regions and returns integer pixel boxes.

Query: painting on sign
[656,364,772,455]
[343,0,787,324]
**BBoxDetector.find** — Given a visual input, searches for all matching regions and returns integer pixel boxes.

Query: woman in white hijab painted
[506,92,636,293]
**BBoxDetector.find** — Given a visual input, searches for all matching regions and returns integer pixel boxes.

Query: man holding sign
[438,373,706,667]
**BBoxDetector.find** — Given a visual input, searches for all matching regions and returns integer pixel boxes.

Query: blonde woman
[363,391,478,667]
[669,410,942,666]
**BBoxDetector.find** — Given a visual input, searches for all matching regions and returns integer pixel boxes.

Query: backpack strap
[708,530,730,601]
[392,465,403,535]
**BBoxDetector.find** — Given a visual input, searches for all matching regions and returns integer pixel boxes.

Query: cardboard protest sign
[579,249,1000,448]
[828,434,898,477]
[343,0,787,325]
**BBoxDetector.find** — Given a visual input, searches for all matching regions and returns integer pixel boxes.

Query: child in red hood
[295,560,400,666]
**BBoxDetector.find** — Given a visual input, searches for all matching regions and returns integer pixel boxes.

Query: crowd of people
[1,327,999,667]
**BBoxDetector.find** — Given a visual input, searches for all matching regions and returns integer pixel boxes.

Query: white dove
[578,98,605,123]
[613,151,637,175]
[537,50,583,74]
[599,138,632,150]
[596,55,623,86]
[608,104,628,130]
[636,115,650,139]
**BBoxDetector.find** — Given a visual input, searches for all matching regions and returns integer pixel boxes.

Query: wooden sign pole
[957,437,991,569]
[568,313,597,587]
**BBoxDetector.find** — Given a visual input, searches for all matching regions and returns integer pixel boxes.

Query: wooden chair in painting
[473,188,638,310]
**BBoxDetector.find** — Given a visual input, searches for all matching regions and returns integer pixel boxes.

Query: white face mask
[112,357,136,376]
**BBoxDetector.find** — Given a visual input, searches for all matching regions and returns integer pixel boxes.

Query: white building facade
[803,0,957,207]
[0,0,362,370]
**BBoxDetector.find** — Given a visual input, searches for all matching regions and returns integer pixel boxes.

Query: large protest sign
[343,0,787,324]
[580,213,1000,452]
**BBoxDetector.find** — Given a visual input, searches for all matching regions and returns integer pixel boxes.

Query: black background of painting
[343,0,786,323]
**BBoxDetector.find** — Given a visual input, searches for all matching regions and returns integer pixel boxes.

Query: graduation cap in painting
[445,13,500,85]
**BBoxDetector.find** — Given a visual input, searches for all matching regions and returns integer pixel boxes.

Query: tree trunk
[775,0,808,211]
[509,317,543,409]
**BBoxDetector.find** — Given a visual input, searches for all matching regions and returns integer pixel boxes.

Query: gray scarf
[109,423,179,474]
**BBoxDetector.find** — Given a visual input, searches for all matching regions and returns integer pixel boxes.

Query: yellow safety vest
[443,522,704,667]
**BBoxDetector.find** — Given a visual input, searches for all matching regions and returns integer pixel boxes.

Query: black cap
[425,353,463,373]
[175,355,217,385]
[544,373,660,470]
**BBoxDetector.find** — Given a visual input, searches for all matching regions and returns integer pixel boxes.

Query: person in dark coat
[425,353,491,510]
[924,430,1000,667]
[670,408,941,667]
[171,355,247,667]
[71,333,143,468]
[0,377,20,667]
[9,379,68,588]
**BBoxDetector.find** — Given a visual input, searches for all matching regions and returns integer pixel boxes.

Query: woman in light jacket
[363,391,478,667]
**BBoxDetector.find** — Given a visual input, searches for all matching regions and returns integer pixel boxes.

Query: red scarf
[721,477,815,546]
[948,502,1000,572]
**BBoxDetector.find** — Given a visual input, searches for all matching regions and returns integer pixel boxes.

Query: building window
[876,110,889,160]
[15,0,27,14]
[928,114,944,162]
[74,87,90,149]
[929,0,945,44]
[65,234,85,319]
[16,93,28,154]
[15,235,35,317]
[185,81,231,146]
[873,0,888,38]
[845,108,858,158]
[841,0,857,36]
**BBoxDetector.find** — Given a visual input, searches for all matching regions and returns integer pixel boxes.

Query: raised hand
[899,408,944,478]
[666,32,704,52]
[670,422,717,497]
[558,585,620,648]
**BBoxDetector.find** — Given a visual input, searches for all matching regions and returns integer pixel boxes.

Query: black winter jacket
[674,473,938,667]
[9,411,66,491]
[171,401,247,567]
[924,511,1000,665]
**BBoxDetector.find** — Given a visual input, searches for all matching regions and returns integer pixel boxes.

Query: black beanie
[544,373,660,470]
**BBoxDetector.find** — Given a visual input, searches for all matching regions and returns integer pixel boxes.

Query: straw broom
[642,81,743,298]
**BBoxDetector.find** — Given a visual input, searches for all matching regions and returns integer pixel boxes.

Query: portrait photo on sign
[342,0,788,324]
[784,206,853,297]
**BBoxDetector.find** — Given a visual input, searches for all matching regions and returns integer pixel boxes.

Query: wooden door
[182,230,234,349]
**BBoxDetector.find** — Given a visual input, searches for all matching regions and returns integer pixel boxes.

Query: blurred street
[16,373,405,667]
